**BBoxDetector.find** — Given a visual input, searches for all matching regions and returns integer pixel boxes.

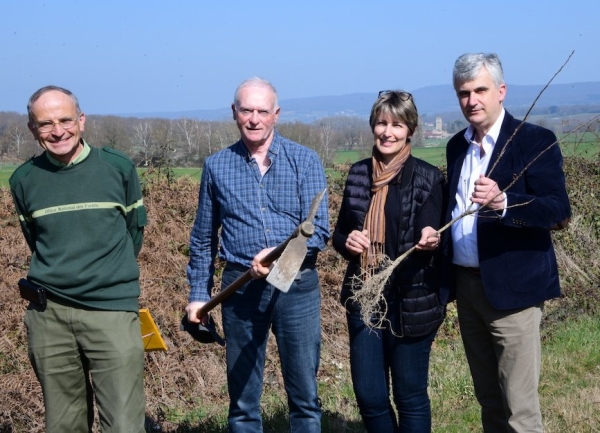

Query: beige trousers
[456,266,544,433]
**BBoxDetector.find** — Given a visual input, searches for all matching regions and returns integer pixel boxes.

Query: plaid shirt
[187,132,330,302]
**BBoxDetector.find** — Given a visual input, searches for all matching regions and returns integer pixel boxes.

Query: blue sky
[2,0,598,115]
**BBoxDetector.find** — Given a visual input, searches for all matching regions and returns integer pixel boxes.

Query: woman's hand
[345,229,370,255]
[416,226,440,251]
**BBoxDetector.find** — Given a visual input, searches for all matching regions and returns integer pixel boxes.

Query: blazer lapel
[486,112,515,177]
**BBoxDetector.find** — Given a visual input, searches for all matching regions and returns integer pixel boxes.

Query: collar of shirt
[235,133,281,180]
[238,134,281,158]
[45,140,91,167]
[451,109,505,267]
[463,108,505,157]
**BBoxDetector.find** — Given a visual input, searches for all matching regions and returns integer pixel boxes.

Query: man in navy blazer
[442,53,570,433]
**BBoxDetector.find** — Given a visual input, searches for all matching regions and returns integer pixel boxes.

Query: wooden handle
[196,222,314,318]
[198,270,253,317]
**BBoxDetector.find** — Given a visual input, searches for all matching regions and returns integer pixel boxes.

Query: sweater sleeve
[10,188,36,253]
[125,165,147,257]
[9,163,37,253]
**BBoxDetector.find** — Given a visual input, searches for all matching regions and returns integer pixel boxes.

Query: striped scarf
[361,143,410,276]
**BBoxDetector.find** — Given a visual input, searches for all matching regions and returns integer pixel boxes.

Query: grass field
[332,149,368,164]
[334,142,447,167]
[428,314,600,432]
[560,133,600,159]
[0,165,17,188]
[143,167,202,180]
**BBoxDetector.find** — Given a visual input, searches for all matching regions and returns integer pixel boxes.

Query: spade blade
[266,234,308,292]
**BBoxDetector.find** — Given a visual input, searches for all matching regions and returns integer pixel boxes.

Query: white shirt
[451,109,505,267]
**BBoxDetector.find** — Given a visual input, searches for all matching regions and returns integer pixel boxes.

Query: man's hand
[416,226,440,251]
[185,301,208,325]
[345,229,370,256]
[250,247,276,279]
[472,174,506,211]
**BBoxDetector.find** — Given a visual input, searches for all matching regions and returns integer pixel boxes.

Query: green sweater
[9,144,147,312]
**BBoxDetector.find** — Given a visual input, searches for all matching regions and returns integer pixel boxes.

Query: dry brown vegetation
[1,157,599,432]
[0,171,357,432]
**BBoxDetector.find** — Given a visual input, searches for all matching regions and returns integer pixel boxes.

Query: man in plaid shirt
[185,77,329,433]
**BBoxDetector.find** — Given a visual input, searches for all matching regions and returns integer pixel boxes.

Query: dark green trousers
[25,299,145,433]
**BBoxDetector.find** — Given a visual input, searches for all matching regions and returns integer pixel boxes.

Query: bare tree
[150,119,176,163]
[132,121,153,163]
[198,121,214,161]
[84,118,100,146]
[176,118,199,163]
[87,115,130,152]
[7,121,28,159]
[214,122,240,152]
[412,119,425,148]
[0,124,7,164]
[313,121,336,166]
[278,122,311,148]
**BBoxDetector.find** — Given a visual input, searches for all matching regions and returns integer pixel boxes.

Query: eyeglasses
[35,114,81,133]
[378,90,413,101]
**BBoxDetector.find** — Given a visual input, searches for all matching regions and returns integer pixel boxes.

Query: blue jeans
[221,266,322,433]
[347,309,436,433]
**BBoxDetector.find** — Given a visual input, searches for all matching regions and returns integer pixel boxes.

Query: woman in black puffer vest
[332,91,446,433]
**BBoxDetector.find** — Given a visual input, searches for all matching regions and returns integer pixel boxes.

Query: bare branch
[488,50,575,179]
[522,50,575,122]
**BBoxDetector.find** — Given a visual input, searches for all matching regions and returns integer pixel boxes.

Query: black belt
[456,266,481,277]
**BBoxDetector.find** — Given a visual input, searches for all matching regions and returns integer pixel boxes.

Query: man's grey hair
[233,77,279,109]
[452,53,505,90]
[27,85,81,124]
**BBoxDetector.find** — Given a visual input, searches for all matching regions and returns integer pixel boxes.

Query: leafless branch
[488,50,574,178]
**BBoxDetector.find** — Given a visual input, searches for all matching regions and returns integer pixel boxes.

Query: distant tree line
[0,112,380,168]
[1,107,597,168]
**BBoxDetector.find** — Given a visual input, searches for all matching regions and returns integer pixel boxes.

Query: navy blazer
[441,111,571,310]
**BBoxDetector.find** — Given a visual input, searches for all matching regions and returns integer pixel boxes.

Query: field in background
[0,165,17,188]
[560,132,600,159]
[333,140,447,167]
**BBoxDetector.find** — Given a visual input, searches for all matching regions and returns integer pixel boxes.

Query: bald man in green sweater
[9,86,147,433]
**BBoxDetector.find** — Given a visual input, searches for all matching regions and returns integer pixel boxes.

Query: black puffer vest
[333,155,446,337]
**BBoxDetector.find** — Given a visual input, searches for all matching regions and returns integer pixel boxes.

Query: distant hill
[129,82,600,123]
